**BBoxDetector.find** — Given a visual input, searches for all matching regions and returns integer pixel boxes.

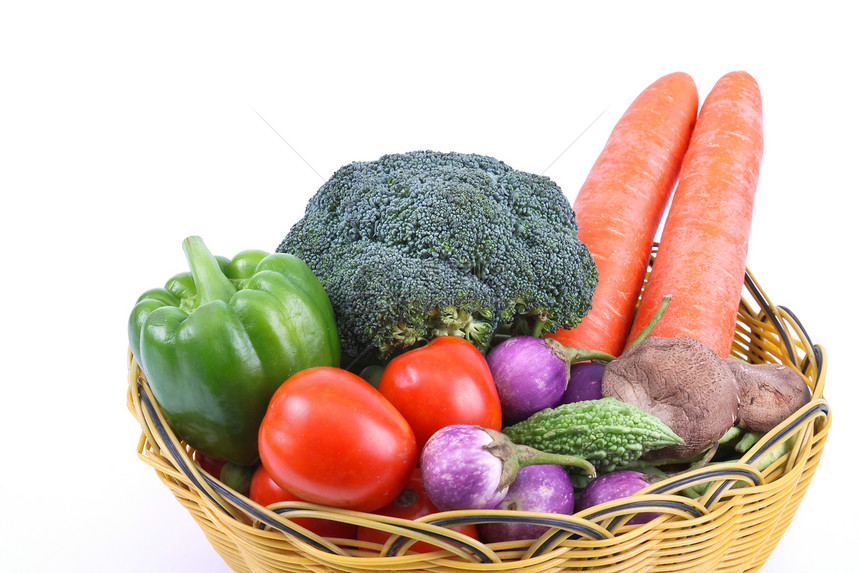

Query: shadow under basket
[127,265,831,573]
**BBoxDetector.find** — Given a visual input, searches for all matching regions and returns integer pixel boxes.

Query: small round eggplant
[577,470,661,525]
[420,425,507,511]
[560,362,605,404]
[478,465,575,542]
[486,336,567,422]
[420,425,595,512]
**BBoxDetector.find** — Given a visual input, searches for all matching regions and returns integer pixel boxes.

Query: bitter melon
[502,397,683,472]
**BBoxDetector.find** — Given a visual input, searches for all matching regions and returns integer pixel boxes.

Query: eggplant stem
[482,428,596,491]
[627,295,672,348]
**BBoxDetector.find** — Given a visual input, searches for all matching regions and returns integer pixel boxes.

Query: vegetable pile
[128,70,814,549]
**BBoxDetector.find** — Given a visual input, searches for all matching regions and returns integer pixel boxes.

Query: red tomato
[377,336,503,451]
[249,465,358,539]
[258,366,418,513]
[358,468,479,553]
[193,451,227,479]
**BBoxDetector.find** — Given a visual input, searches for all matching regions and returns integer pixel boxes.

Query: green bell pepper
[128,236,340,465]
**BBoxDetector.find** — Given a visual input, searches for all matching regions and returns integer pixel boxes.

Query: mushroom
[726,360,812,433]
[601,336,811,460]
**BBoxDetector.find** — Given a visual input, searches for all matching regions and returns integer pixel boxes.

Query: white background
[2,2,855,571]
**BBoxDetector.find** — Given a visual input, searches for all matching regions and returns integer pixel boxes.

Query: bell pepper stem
[183,236,237,305]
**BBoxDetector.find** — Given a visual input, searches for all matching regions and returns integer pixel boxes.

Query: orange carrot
[547,72,698,357]
[626,71,764,358]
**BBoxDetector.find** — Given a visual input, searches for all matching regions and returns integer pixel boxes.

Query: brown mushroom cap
[726,360,811,434]
[602,336,739,460]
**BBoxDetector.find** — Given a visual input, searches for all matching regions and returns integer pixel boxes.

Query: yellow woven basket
[127,264,830,573]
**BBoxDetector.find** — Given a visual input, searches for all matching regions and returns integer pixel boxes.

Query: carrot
[626,71,764,358]
[547,72,698,357]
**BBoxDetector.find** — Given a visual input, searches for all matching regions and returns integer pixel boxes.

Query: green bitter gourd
[502,397,683,473]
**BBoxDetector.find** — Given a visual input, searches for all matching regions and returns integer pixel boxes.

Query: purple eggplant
[478,464,575,542]
[486,336,568,422]
[560,361,605,404]
[577,470,661,525]
[420,424,595,512]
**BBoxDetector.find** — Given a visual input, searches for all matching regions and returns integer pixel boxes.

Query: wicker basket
[127,264,830,573]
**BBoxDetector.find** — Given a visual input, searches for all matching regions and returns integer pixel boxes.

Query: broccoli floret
[276,150,597,363]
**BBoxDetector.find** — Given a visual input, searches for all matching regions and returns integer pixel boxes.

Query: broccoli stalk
[277,150,597,364]
[430,306,495,349]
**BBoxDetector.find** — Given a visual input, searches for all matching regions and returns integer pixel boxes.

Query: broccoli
[276,150,597,364]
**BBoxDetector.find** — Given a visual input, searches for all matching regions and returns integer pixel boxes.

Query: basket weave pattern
[127,266,830,573]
